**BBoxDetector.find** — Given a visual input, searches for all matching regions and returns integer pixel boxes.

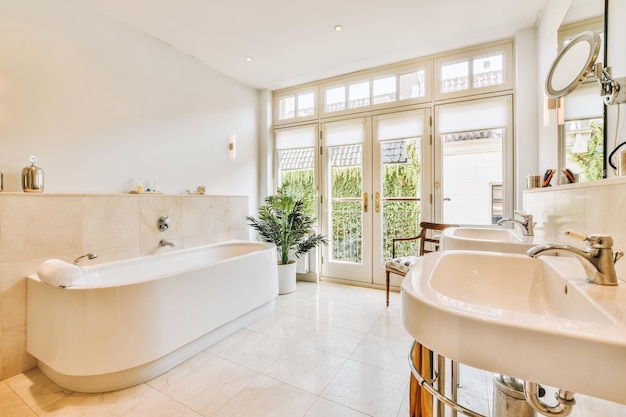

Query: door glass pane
[277,148,315,211]
[564,118,603,182]
[373,76,397,105]
[329,144,363,263]
[442,128,503,225]
[348,81,370,109]
[441,61,469,93]
[381,137,421,262]
[399,70,425,100]
[325,86,346,112]
[276,125,317,210]
[473,54,504,88]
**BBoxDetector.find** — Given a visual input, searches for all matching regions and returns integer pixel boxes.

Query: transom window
[434,43,512,100]
[322,66,428,116]
[273,41,513,126]
[276,90,316,121]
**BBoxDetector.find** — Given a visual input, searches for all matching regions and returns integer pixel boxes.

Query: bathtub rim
[28,240,277,290]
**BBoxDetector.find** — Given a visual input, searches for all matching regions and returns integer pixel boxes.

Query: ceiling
[75,0,549,90]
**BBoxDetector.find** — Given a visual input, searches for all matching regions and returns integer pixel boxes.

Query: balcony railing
[330,197,420,263]
[331,198,362,262]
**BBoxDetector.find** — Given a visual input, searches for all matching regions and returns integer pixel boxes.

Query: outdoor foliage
[569,120,604,182]
[381,140,421,260]
[281,170,315,216]
[331,166,363,261]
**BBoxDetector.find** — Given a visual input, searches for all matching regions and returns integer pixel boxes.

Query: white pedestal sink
[401,250,626,405]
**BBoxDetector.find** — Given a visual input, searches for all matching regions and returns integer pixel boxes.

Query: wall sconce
[228,134,236,159]
[544,95,564,126]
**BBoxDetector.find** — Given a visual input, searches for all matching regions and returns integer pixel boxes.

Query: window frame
[274,85,319,125]
[319,60,432,118]
[491,183,503,224]
[433,42,513,101]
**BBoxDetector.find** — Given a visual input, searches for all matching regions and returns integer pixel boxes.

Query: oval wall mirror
[545,31,601,98]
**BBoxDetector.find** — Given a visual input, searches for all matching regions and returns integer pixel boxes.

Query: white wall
[514,27,539,208]
[508,1,571,208]
[0,0,259,208]
[535,0,573,173]
[442,139,503,225]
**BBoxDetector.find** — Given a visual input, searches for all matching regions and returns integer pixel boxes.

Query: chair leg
[386,270,390,306]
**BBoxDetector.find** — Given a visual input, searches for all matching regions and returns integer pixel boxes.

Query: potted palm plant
[247,186,327,294]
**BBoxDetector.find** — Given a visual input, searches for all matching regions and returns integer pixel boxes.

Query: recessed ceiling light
[334,25,343,32]
[245,57,253,62]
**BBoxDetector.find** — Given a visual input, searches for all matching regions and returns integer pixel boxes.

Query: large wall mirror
[555,0,605,183]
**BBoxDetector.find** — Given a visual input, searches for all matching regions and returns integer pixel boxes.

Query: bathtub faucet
[527,230,623,286]
[159,239,175,247]
[73,252,97,266]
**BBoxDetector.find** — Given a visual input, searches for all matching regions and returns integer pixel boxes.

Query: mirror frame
[546,31,601,99]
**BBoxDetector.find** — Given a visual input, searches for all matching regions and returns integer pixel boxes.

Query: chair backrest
[418,221,459,255]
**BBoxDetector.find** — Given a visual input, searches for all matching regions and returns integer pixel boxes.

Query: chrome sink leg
[408,341,486,417]
[437,355,446,417]
[451,360,459,417]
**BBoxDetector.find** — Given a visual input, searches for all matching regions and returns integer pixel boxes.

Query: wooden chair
[384,221,459,306]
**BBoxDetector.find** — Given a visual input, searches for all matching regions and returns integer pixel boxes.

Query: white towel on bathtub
[37,259,83,288]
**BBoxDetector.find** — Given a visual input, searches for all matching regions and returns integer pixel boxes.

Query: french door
[276,98,511,284]
[433,96,513,224]
[320,109,431,285]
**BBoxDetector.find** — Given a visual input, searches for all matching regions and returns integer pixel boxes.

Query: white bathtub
[26,240,278,392]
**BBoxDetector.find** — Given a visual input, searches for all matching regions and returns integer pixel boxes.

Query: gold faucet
[73,252,97,267]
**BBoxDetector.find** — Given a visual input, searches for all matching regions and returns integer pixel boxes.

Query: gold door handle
[364,192,368,212]
[375,192,380,213]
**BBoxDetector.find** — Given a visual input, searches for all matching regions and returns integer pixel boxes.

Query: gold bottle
[22,156,44,193]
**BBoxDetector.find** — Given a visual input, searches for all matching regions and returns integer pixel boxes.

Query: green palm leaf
[247,186,327,265]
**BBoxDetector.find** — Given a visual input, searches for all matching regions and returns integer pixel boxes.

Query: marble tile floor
[1,281,625,417]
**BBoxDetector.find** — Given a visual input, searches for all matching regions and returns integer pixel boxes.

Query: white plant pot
[277,262,297,294]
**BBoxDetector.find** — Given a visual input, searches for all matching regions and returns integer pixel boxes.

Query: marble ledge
[524,176,626,193]
[0,192,247,198]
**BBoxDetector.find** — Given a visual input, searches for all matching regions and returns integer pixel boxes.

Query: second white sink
[440,226,539,253]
